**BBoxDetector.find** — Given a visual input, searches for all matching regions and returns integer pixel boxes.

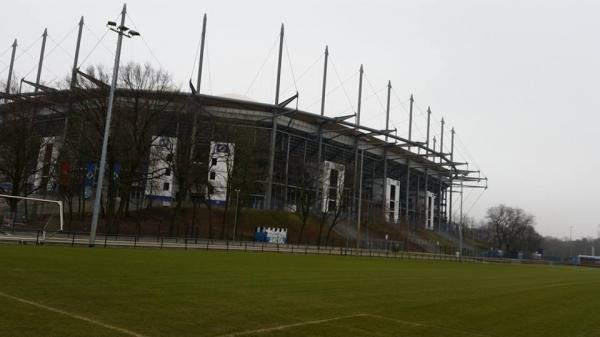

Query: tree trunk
[317,214,326,247]
[207,202,213,239]
[298,216,308,244]
[221,191,231,239]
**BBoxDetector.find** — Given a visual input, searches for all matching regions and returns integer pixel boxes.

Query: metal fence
[0,229,554,266]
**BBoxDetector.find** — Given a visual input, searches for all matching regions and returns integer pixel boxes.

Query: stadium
[0,10,487,251]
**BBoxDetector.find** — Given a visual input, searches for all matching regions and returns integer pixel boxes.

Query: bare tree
[70,62,179,233]
[324,186,347,246]
[0,92,55,215]
[294,161,318,244]
[484,204,538,254]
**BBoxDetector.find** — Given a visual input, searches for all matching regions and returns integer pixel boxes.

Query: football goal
[0,194,64,239]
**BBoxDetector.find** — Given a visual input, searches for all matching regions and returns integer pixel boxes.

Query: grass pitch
[0,245,599,337]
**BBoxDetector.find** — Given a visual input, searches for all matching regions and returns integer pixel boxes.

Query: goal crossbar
[0,194,64,231]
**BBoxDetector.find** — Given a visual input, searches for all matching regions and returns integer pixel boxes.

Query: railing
[0,229,555,266]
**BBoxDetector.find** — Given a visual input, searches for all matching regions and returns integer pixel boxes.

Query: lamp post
[232,189,241,241]
[459,180,463,260]
[89,4,140,247]
[569,226,573,259]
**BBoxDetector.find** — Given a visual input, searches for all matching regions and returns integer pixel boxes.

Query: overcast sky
[1,0,598,239]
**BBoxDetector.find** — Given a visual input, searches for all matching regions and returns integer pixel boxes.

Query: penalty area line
[0,291,150,337]
[216,313,368,337]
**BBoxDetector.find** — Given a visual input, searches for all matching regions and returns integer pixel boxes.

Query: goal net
[0,194,64,240]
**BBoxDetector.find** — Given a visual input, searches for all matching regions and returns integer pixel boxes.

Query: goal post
[0,194,64,232]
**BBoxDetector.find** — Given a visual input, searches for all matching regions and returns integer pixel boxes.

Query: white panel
[33,136,61,191]
[425,191,436,230]
[207,141,235,204]
[321,161,345,213]
[384,178,400,223]
[146,136,177,205]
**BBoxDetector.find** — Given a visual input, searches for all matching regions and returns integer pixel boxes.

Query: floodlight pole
[352,65,363,215]
[317,45,328,165]
[439,118,445,164]
[439,118,445,228]
[89,4,129,247]
[61,17,84,152]
[265,23,284,210]
[356,65,363,127]
[70,17,84,89]
[459,180,463,260]
[5,39,17,94]
[316,45,328,213]
[320,46,328,117]
[189,13,207,163]
[425,107,431,150]
[197,13,207,92]
[434,136,442,230]
[424,106,431,228]
[404,163,411,240]
[35,28,48,92]
[382,81,391,216]
[408,94,414,150]
[405,94,414,236]
[449,127,455,230]
[356,148,364,249]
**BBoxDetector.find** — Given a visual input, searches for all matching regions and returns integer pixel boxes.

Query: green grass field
[1,245,599,337]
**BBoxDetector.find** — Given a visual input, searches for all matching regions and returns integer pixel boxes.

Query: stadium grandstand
[0,6,487,250]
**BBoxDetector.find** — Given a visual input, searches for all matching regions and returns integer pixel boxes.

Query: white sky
[1,0,599,239]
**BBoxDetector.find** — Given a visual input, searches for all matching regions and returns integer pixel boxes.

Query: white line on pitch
[364,313,494,337]
[0,291,150,337]
[216,313,368,337]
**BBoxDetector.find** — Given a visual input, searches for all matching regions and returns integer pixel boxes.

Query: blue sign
[113,163,121,180]
[84,162,96,199]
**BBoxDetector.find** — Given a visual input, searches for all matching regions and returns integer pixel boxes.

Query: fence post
[36,231,40,245]
[245,242,247,252]
[185,237,188,250]
[160,237,164,249]
[104,234,107,248]
[71,234,75,247]
[227,240,229,251]
[134,236,137,248]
